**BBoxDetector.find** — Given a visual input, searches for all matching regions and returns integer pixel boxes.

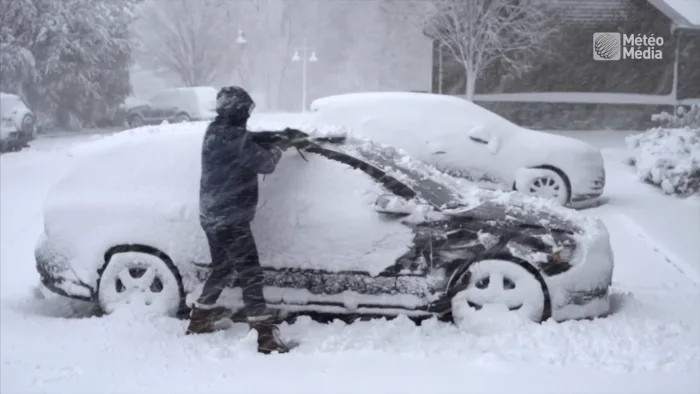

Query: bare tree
[133,0,242,87]
[391,0,556,101]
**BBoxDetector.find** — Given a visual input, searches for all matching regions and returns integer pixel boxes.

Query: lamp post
[291,38,318,112]
[438,43,444,95]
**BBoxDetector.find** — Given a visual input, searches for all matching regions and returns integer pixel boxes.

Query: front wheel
[515,168,570,205]
[21,115,35,136]
[96,251,184,316]
[450,259,550,323]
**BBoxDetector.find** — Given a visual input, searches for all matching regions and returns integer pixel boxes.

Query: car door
[459,125,511,187]
[148,93,178,122]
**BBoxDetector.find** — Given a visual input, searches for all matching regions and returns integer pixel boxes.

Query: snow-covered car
[1,92,37,152]
[125,87,217,128]
[309,92,606,208]
[35,124,614,324]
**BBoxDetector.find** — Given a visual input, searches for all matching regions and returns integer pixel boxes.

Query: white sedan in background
[1,92,36,152]
[309,92,606,207]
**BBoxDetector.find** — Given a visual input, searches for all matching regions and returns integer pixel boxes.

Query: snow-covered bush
[626,125,700,196]
[650,104,700,129]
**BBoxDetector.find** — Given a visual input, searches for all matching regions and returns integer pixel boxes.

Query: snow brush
[251,128,347,163]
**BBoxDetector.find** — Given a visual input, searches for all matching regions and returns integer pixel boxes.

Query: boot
[185,304,233,335]
[248,317,291,354]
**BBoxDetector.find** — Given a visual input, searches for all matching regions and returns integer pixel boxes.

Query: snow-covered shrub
[626,127,700,196]
[651,104,700,128]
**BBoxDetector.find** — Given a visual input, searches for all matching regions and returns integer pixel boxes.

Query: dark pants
[198,222,267,317]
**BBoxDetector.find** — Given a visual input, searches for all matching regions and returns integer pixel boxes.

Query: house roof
[647,0,700,30]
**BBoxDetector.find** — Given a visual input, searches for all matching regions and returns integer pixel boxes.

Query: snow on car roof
[164,86,218,97]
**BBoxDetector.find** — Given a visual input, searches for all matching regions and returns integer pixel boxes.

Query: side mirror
[467,126,500,154]
[373,194,416,216]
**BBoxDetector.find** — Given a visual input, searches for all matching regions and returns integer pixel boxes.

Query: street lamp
[437,42,444,94]
[291,38,318,112]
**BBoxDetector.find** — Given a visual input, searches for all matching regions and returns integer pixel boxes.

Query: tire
[96,250,185,317]
[127,114,145,128]
[172,113,190,123]
[517,168,570,206]
[450,258,551,323]
[21,115,35,135]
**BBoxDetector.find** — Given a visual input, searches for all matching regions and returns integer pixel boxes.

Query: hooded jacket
[199,87,283,229]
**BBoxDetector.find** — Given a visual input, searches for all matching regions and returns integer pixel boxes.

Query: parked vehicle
[125,87,217,128]
[1,92,37,152]
[35,124,613,324]
[309,92,606,208]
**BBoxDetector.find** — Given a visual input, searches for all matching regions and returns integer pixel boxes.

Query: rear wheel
[516,169,570,205]
[96,251,184,316]
[127,114,145,128]
[450,259,550,323]
[21,115,35,135]
[172,113,190,123]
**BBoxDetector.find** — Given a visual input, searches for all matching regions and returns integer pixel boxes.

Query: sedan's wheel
[524,171,569,205]
[97,251,183,316]
[127,114,145,128]
[172,113,190,123]
[451,259,548,323]
[21,115,35,135]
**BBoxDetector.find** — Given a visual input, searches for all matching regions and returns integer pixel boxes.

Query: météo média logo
[593,32,664,61]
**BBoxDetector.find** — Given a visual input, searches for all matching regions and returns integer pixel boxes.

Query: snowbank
[626,105,700,196]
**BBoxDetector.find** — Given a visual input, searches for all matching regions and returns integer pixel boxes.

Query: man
[187,86,293,354]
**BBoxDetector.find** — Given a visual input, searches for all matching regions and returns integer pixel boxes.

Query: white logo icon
[593,32,621,61]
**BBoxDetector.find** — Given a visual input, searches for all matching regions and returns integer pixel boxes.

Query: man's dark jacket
[199,118,283,230]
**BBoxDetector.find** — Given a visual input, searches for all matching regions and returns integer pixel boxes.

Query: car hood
[443,197,582,234]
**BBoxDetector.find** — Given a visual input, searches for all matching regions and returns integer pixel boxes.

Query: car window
[150,92,180,108]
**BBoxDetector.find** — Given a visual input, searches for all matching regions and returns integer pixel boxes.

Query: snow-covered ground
[1,126,699,394]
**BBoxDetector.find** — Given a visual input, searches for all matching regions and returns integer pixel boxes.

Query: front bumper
[547,219,614,321]
[35,233,94,302]
[569,167,606,207]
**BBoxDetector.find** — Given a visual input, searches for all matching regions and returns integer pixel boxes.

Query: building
[430,0,699,101]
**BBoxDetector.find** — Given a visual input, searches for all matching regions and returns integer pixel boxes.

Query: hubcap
[112,266,162,305]
[98,253,180,316]
[528,176,562,200]
[452,259,545,322]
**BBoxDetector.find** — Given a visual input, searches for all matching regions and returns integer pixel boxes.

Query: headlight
[542,232,577,264]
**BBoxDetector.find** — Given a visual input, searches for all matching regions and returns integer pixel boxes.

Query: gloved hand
[275,128,307,151]
[283,127,306,141]
[275,136,293,151]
